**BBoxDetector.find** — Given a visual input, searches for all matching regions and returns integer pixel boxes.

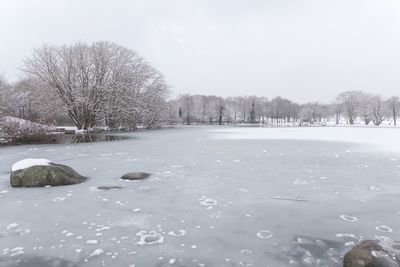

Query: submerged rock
[344,240,400,267]
[10,159,87,187]
[97,185,124,190]
[120,172,151,180]
[0,255,78,267]
[275,235,345,266]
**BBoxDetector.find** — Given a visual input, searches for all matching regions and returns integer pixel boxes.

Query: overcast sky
[1,0,400,103]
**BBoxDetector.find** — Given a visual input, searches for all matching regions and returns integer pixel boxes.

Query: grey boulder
[120,172,151,180]
[344,240,400,267]
[10,163,87,187]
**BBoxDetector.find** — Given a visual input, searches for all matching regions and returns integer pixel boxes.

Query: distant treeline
[164,92,400,126]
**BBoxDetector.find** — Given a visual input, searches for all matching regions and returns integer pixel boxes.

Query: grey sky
[1,0,399,103]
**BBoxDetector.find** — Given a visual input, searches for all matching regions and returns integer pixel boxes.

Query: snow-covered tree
[369,95,385,126]
[23,41,168,130]
[299,102,325,124]
[357,92,374,125]
[0,76,17,117]
[336,91,362,125]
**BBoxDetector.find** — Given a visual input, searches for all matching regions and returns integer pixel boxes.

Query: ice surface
[0,126,400,266]
[11,159,52,172]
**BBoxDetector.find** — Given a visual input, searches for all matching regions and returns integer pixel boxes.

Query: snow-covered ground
[0,126,400,266]
[211,126,400,153]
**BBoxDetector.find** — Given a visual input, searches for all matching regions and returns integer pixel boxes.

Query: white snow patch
[210,127,400,153]
[11,159,52,172]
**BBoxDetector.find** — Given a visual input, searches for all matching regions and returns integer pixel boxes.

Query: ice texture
[0,127,400,266]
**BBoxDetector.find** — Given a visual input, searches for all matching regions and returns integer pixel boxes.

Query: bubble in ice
[256,230,273,239]
[86,240,98,245]
[10,247,24,253]
[335,233,358,240]
[6,223,18,230]
[374,235,392,242]
[168,230,186,237]
[90,249,104,257]
[293,179,308,185]
[375,225,393,233]
[16,228,30,235]
[238,187,248,193]
[339,215,358,222]
[52,197,66,202]
[369,185,381,191]
[170,165,183,168]
[135,230,164,246]
[199,196,217,207]
[111,215,150,228]
[10,250,24,257]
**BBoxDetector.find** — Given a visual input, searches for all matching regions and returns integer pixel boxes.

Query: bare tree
[336,91,361,125]
[217,104,224,125]
[386,96,400,126]
[370,95,385,126]
[330,102,343,125]
[299,102,324,125]
[249,100,256,123]
[0,76,14,117]
[357,92,373,125]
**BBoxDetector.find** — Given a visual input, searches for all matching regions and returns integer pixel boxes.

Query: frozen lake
[1,126,400,267]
